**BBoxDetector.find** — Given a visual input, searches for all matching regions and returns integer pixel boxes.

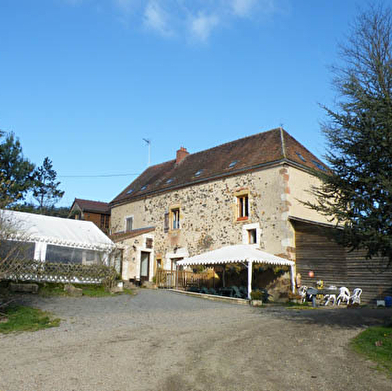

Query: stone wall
[114,232,154,282]
[111,163,328,276]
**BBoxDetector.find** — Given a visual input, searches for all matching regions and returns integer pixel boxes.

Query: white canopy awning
[177,244,294,267]
[177,244,295,298]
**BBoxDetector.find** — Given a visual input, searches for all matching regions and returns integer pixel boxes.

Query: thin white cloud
[189,13,219,42]
[143,1,172,37]
[231,0,257,17]
[61,0,284,42]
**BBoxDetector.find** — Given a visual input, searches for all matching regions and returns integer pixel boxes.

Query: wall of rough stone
[111,163,318,273]
[114,232,154,282]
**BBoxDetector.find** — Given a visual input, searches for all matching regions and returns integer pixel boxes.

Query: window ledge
[237,217,249,221]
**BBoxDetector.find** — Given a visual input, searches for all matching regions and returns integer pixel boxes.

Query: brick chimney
[176,147,189,164]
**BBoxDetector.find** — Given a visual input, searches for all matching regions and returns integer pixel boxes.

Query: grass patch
[285,302,320,310]
[0,305,60,334]
[351,325,392,374]
[286,305,321,310]
[38,283,135,297]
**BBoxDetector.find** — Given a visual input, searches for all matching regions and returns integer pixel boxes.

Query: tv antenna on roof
[143,138,151,167]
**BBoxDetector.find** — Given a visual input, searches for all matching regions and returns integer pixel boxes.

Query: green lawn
[0,305,60,334]
[351,325,392,374]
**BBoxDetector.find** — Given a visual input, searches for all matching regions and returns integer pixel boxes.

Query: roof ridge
[280,129,325,164]
[279,127,287,159]
[140,128,283,168]
[75,198,109,205]
[183,127,282,159]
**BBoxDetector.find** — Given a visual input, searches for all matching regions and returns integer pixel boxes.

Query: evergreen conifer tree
[308,5,392,263]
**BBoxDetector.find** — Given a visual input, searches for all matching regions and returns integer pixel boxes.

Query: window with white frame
[242,223,260,246]
[248,229,257,244]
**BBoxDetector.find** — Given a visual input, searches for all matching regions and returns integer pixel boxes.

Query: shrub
[250,290,263,300]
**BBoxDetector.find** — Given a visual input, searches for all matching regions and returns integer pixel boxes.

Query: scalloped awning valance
[177,244,295,299]
[177,244,294,267]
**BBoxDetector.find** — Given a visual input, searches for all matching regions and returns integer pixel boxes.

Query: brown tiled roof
[111,128,327,206]
[110,227,155,242]
[73,198,110,215]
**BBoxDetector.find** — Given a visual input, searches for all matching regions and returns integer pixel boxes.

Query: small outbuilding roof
[1,209,114,251]
[177,244,294,267]
[71,198,110,215]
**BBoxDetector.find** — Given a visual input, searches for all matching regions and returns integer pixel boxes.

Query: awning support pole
[290,264,295,293]
[176,264,178,290]
[247,259,253,300]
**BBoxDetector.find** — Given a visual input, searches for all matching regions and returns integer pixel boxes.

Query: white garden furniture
[350,288,362,304]
[298,286,308,303]
[336,287,350,306]
[324,293,336,306]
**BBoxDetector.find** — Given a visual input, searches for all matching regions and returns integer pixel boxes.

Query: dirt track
[0,289,391,391]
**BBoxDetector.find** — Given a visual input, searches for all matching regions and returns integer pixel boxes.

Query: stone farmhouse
[109,128,332,285]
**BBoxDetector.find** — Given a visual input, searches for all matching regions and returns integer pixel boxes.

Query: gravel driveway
[0,289,391,391]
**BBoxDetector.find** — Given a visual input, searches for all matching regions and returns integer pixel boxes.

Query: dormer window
[166,178,173,184]
[295,152,306,162]
[126,189,134,194]
[194,170,203,177]
[141,185,147,191]
[228,160,238,168]
[312,160,327,172]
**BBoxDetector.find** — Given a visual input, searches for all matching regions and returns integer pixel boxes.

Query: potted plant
[250,290,263,307]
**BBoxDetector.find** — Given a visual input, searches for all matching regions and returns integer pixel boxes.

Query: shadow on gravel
[266,307,392,329]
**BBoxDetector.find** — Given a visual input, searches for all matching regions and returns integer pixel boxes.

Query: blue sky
[0,0,386,207]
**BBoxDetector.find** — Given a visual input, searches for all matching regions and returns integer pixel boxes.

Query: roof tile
[111,128,327,205]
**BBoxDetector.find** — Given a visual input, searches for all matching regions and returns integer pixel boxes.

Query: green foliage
[351,325,392,374]
[250,289,270,302]
[77,284,113,297]
[0,131,35,207]
[307,5,392,262]
[250,290,263,300]
[13,203,70,218]
[0,305,60,334]
[33,157,65,213]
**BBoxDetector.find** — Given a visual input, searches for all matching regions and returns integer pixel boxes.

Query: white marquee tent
[1,209,115,265]
[177,244,295,299]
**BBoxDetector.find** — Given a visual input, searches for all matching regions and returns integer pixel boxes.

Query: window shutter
[164,212,169,233]
[146,238,153,249]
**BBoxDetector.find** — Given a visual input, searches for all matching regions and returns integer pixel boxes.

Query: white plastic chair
[350,288,362,305]
[337,287,350,306]
[298,286,307,303]
[324,294,336,306]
